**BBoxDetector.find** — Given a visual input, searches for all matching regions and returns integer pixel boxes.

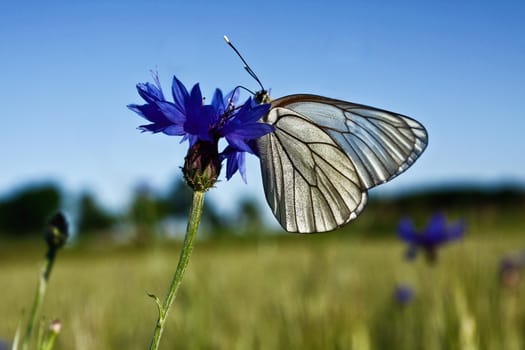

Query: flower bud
[49,319,62,334]
[44,212,69,251]
[183,141,221,191]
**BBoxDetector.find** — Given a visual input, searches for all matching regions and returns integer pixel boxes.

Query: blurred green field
[1,232,524,350]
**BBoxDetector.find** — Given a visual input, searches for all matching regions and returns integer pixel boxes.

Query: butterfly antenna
[224,35,265,92]
[234,85,256,96]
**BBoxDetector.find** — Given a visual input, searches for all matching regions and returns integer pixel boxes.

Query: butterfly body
[255,93,428,233]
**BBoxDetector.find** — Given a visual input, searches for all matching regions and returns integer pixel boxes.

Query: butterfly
[253,92,427,233]
[225,36,428,233]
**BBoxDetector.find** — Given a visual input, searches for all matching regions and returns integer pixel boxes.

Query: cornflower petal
[426,213,447,241]
[398,218,417,243]
[136,82,164,104]
[224,125,274,155]
[163,124,186,136]
[225,153,240,180]
[237,152,247,182]
[211,88,225,115]
[127,103,162,123]
[238,101,271,123]
[219,101,272,138]
[226,122,274,139]
[189,84,203,111]
[223,147,247,182]
[129,74,182,134]
[183,105,215,142]
[156,101,186,125]
[171,75,190,113]
[128,103,174,133]
[225,135,253,153]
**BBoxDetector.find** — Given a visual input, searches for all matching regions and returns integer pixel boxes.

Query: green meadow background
[1,186,524,349]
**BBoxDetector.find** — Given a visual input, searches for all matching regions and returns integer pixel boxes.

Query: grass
[0,232,524,349]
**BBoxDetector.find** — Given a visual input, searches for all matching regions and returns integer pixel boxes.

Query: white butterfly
[254,92,428,233]
[224,35,428,233]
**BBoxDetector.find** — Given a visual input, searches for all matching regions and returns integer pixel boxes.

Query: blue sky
[1,0,524,216]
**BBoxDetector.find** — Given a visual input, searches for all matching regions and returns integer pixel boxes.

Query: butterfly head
[254,89,271,104]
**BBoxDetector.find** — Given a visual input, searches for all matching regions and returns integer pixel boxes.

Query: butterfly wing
[255,94,428,233]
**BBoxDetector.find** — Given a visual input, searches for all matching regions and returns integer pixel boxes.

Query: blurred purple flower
[128,73,273,185]
[398,213,466,263]
[394,284,414,306]
[499,252,525,288]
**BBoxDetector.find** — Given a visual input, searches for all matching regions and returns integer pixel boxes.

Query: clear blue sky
[1,0,524,216]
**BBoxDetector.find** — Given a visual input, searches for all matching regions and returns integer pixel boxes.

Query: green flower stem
[149,190,205,350]
[22,250,57,350]
[40,331,58,350]
[39,320,61,350]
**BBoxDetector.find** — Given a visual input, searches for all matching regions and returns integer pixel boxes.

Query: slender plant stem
[149,190,205,350]
[40,332,58,350]
[39,320,60,350]
[22,251,56,350]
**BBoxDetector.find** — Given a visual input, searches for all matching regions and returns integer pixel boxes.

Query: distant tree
[129,183,160,244]
[159,179,193,218]
[77,192,116,234]
[236,198,264,236]
[160,179,227,234]
[0,183,61,237]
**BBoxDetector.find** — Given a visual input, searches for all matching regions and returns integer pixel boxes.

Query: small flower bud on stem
[39,319,62,350]
[44,212,69,253]
[22,213,68,350]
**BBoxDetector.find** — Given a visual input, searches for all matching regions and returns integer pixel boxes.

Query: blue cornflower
[394,284,415,306]
[128,73,273,190]
[398,213,466,263]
